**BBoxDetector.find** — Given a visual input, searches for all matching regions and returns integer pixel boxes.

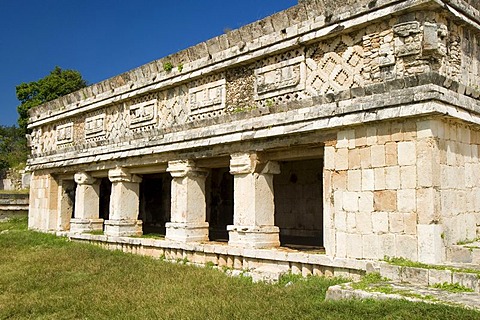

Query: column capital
[230,153,280,175]
[74,172,96,185]
[167,160,208,178]
[108,167,142,183]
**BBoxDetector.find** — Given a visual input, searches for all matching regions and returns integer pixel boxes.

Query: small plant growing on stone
[432,282,474,293]
[177,64,184,72]
[163,62,174,72]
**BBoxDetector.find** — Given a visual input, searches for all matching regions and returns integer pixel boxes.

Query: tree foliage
[0,125,28,173]
[16,66,87,132]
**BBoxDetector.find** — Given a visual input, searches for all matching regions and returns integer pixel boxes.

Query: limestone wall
[28,173,59,231]
[323,118,480,263]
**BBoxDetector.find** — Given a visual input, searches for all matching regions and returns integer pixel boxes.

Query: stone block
[332,171,347,190]
[402,267,429,286]
[362,234,382,260]
[336,232,347,258]
[374,168,386,191]
[324,146,335,170]
[389,212,404,233]
[396,235,418,261]
[348,148,361,169]
[346,233,363,259]
[372,211,389,234]
[417,224,444,264]
[452,273,480,293]
[385,142,398,166]
[347,170,362,191]
[374,190,397,212]
[398,141,416,166]
[335,148,349,170]
[356,211,372,234]
[416,188,439,224]
[358,192,374,212]
[362,169,374,191]
[371,145,386,168]
[343,192,359,212]
[428,269,452,286]
[400,165,416,189]
[337,130,355,149]
[397,189,416,212]
[380,234,396,257]
[403,212,417,235]
[359,147,372,168]
[379,263,402,281]
[385,166,400,189]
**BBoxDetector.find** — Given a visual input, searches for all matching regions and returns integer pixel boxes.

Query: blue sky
[0,0,296,126]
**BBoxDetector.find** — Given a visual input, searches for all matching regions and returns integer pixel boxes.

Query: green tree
[16,66,87,133]
[0,125,28,173]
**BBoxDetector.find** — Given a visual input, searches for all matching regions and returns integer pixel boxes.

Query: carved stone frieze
[254,55,306,100]
[393,22,422,57]
[129,99,158,130]
[85,113,106,141]
[188,74,226,121]
[56,122,74,146]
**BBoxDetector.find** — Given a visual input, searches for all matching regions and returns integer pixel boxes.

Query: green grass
[432,282,475,293]
[0,219,479,319]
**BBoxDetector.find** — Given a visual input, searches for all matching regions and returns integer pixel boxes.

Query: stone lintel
[108,167,142,183]
[230,153,280,175]
[74,172,96,185]
[167,160,208,178]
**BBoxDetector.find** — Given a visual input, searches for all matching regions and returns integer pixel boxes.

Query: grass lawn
[0,217,479,320]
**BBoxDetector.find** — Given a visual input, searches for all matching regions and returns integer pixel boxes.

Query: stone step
[378,262,480,293]
[326,281,480,311]
[447,242,480,265]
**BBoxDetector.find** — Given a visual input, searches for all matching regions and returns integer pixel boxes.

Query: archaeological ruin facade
[27,0,480,277]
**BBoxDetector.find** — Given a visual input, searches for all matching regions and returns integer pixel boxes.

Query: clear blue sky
[0,0,296,127]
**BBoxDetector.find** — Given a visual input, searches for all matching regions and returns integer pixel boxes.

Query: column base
[104,219,143,237]
[165,222,209,242]
[227,225,280,248]
[70,218,104,233]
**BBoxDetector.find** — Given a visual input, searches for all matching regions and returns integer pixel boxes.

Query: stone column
[104,167,143,237]
[165,160,209,242]
[227,153,280,248]
[70,172,103,233]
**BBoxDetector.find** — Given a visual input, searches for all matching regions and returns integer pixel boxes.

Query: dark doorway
[274,158,324,249]
[139,173,171,235]
[99,178,111,222]
[206,167,234,242]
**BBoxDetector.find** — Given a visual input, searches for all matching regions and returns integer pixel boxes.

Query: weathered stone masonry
[27,0,480,276]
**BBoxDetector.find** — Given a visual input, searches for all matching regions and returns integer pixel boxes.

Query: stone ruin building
[27,0,480,278]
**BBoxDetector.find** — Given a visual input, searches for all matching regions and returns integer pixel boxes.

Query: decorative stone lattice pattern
[158,85,189,129]
[306,32,365,95]
[188,74,225,122]
[105,103,131,143]
[225,65,255,113]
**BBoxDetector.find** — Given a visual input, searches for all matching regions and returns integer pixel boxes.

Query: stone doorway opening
[138,173,171,235]
[206,167,234,242]
[274,158,324,249]
[99,178,111,223]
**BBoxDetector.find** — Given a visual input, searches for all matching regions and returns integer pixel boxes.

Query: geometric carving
[129,98,158,130]
[159,86,189,127]
[188,75,225,121]
[254,56,305,100]
[85,113,106,140]
[56,122,74,145]
[393,22,422,57]
[393,22,420,37]
[306,34,364,95]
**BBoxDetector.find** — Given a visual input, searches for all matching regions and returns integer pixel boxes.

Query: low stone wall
[0,193,29,220]
[69,232,366,281]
